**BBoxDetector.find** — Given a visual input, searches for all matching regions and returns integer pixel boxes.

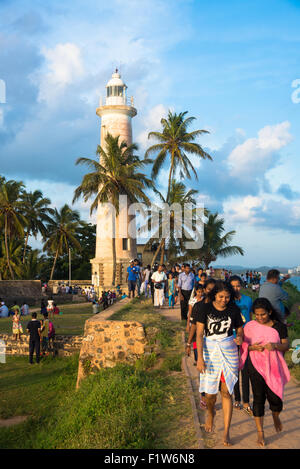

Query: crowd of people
[181,266,290,447]
[1,261,292,447]
[125,261,291,447]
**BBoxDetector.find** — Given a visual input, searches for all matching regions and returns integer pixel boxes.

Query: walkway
[160,302,300,449]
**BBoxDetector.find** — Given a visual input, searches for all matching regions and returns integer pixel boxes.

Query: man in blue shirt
[126,260,138,299]
[230,275,253,416]
[178,264,195,321]
[259,269,289,321]
[134,259,142,296]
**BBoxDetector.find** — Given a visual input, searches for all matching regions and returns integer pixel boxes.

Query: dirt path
[160,303,300,449]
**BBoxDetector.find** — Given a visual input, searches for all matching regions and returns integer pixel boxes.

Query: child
[12,310,23,341]
[168,273,176,308]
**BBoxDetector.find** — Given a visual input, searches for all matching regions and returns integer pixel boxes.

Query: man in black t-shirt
[26,312,42,364]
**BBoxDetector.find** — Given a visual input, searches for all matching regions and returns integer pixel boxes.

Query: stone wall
[0,334,83,357]
[0,280,41,306]
[76,316,153,387]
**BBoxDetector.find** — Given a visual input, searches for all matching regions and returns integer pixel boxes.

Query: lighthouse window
[122,238,128,251]
[107,86,124,97]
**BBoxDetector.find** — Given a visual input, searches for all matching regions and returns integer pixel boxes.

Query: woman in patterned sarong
[195,281,244,446]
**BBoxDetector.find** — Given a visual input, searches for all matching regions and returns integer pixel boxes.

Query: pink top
[240,320,290,400]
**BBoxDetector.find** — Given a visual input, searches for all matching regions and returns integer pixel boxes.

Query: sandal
[234,402,241,410]
[243,405,253,417]
[200,399,207,409]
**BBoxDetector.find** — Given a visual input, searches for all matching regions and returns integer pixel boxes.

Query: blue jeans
[168,294,175,307]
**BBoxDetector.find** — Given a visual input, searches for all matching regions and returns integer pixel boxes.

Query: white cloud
[136,104,168,150]
[223,195,262,224]
[37,43,85,104]
[227,121,292,177]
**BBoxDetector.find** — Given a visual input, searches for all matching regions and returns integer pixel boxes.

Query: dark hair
[229,275,242,285]
[195,282,204,291]
[208,280,235,303]
[32,312,37,318]
[200,272,207,279]
[183,263,190,268]
[43,312,48,318]
[204,278,216,290]
[267,269,280,280]
[252,297,283,323]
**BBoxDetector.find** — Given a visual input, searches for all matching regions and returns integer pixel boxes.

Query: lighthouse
[91,70,138,291]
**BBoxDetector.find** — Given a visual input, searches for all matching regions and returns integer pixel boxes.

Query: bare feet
[204,410,215,432]
[272,414,283,433]
[223,434,232,447]
[257,430,266,447]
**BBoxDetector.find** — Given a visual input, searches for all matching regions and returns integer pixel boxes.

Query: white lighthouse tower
[91,70,138,290]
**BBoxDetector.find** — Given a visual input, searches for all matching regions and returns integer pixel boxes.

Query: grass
[0,298,199,449]
[0,302,94,336]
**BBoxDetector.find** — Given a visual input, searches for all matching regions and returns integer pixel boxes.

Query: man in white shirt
[151,265,167,308]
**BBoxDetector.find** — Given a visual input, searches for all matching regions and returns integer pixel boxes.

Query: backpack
[48,321,55,338]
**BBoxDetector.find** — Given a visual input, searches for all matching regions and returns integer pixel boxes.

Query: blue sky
[0,0,300,267]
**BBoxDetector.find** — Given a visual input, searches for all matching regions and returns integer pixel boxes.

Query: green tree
[140,180,202,266]
[189,212,244,268]
[145,110,213,201]
[22,249,47,280]
[73,133,153,285]
[21,190,54,264]
[0,238,23,280]
[0,180,27,279]
[43,204,81,281]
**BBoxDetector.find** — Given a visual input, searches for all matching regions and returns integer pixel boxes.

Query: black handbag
[155,282,163,290]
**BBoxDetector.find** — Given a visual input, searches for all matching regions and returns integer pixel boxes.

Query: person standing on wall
[178,263,195,321]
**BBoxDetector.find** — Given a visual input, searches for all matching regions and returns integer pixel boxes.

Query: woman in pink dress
[240,297,290,447]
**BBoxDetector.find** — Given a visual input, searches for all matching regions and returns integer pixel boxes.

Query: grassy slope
[0,299,198,449]
[0,303,93,336]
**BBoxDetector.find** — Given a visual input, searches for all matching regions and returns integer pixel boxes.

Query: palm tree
[0,238,23,280]
[21,190,54,264]
[189,212,244,268]
[43,204,81,281]
[73,133,153,285]
[140,180,203,266]
[0,180,27,279]
[23,249,46,280]
[145,110,213,200]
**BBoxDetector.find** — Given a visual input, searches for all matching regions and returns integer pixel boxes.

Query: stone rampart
[0,280,41,306]
[76,316,151,387]
[0,333,83,357]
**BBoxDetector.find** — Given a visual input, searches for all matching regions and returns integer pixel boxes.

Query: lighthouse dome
[105,70,127,105]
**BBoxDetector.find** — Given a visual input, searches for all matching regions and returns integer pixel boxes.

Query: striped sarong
[199,335,239,395]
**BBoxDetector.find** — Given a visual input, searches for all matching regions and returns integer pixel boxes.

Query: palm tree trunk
[160,238,166,265]
[50,248,59,281]
[151,239,164,268]
[22,231,30,264]
[4,215,14,280]
[112,216,116,286]
[166,154,174,202]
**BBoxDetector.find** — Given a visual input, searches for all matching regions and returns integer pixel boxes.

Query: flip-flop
[234,402,241,410]
[243,406,253,417]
